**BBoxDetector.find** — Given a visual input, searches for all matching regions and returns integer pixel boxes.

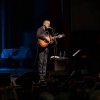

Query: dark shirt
[36,26,48,52]
[36,26,55,51]
[36,26,48,41]
[36,26,55,40]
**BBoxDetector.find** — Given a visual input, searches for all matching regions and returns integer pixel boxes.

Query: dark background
[0,0,100,73]
[70,0,100,74]
[0,0,68,50]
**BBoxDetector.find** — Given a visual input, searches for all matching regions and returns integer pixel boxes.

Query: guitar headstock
[58,34,65,38]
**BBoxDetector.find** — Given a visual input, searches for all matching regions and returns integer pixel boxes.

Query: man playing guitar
[36,20,64,82]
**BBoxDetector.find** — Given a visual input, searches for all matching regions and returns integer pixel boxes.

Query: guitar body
[38,39,49,47]
[38,34,65,47]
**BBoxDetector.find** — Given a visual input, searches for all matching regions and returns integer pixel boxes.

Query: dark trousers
[38,47,49,80]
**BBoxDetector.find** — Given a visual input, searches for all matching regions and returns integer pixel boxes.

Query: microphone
[48,27,53,29]
[43,25,53,29]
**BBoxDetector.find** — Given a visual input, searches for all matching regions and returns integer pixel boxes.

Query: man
[36,20,54,82]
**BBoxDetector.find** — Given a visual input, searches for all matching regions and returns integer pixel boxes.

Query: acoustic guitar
[38,34,65,47]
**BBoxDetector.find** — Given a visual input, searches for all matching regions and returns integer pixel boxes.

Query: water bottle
[59,51,62,57]
[63,51,66,57]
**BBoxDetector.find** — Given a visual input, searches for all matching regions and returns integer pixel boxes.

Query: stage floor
[0,67,34,77]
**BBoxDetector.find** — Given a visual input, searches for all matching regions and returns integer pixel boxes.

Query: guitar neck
[52,35,63,39]
[52,36,59,39]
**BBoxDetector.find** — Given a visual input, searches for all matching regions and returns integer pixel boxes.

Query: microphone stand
[53,38,58,71]
[50,28,58,71]
[54,38,57,57]
[52,28,57,57]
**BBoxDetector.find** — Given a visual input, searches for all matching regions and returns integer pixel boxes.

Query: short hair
[43,20,50,25]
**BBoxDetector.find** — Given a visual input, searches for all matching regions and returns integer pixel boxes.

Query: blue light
[1,0,5,49]
[0,68,10,71]
[0,68,12,73]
